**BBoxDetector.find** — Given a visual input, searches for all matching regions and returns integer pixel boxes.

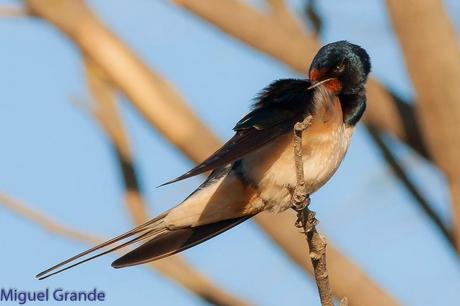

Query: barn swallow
[37,40,370,279]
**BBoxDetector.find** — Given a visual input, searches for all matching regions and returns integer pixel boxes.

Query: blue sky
[1,0,459,305]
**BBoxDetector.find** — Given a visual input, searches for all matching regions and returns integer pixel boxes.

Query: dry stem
[290,117,336,306]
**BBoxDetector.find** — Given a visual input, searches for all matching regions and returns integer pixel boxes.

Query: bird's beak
[307,78,336,90]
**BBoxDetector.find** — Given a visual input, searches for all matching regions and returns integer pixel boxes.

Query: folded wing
[160,79,313,186]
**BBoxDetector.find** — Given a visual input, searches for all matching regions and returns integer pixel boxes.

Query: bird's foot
[292,192,309,210]
[291,185,309,210]
[293,195,318,233]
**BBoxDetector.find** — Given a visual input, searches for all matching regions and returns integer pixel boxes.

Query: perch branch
[290,116,335,306]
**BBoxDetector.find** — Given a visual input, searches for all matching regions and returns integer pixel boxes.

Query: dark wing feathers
[251,78,311,109]
[233,107,294,131]
[159,79,313,187]
[158,123,295,186]
[112,215,253,268]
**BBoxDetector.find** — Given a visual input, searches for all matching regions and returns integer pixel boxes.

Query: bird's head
[308,41,371,95]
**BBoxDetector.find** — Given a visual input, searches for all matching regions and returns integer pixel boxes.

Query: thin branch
[257,211,399,306]
[290,117,335,306]
[366,125,456,251]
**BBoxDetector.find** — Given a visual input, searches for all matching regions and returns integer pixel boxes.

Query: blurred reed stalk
[386,0,460,252]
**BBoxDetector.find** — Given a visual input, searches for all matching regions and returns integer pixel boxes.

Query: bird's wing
[111,215,253,268]
[159,79,313,186]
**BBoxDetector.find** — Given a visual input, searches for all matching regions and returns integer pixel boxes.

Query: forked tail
[36,213,167,280]
[36,213,253,279]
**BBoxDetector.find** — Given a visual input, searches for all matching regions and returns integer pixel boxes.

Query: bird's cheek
[323,79,343,93]
[309,67,328,82]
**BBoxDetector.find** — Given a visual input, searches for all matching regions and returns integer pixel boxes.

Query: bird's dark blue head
[308,41,371,95]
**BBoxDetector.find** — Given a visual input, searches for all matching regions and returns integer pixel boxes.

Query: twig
[290,117,336,306]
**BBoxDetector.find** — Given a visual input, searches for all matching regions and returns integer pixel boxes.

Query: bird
[36,40,371,280]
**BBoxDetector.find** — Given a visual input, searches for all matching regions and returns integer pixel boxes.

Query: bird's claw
[292,195,317,233]
[292,194,310,211]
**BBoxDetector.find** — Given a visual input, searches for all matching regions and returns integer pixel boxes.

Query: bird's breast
[242,91,353,213]
[301,123,352,193]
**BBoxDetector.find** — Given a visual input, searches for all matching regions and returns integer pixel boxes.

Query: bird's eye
[333,63,346,73]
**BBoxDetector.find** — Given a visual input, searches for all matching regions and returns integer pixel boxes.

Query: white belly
[242,125,353,213]
[302,125,352,193]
